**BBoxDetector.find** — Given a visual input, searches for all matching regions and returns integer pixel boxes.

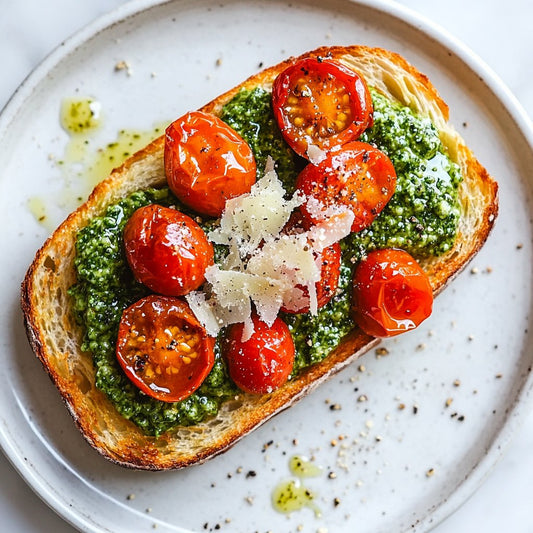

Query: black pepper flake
[262,440,274,452]
[458,415,465,422]
[333,497,341,507]
[246,470,257,478]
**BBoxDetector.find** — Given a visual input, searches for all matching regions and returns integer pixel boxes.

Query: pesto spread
[70,189,236,434]
[69,87,462,436]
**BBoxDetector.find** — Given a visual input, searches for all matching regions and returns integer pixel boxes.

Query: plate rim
[1,0,532,532]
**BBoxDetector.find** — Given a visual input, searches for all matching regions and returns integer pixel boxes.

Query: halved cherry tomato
[296,141,397,232]
[352,248,433,337]
[224,315,295,394]
[164,110,256,217]
[116,295,215,402]
[280,214,342,314]
[272,57,373,158]
[124,204,214,296]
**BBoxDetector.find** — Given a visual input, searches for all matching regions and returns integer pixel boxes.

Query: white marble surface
[1,0,531,531]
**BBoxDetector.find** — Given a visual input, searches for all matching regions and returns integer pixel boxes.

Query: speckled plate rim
[0,0,532,532]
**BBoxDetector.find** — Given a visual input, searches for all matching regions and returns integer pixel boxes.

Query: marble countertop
[1,0,531,531]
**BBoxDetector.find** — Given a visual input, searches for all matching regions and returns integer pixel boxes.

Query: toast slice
[21,46,498,470]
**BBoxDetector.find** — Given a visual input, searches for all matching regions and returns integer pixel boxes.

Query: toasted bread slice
[21,46,498,470]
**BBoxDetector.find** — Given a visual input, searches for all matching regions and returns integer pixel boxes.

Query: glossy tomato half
[272,57,373,158]
[296,141,397,233]
[116,295,215,402]
[165,110,256,217]
[224,316,295,394]
[124,204,214,296]
[352,248,433,337]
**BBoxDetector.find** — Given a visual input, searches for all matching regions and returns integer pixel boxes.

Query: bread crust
[20,46,498,470]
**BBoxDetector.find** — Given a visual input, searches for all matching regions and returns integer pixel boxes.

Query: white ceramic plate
[1,0,532,531]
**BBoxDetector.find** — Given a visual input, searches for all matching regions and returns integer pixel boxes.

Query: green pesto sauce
[69,87,462,436]
[69,188,236,436]
[355,90,462,258]
[220,87,304,193]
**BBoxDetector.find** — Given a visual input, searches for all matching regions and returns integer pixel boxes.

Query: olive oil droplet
[272,479,321,517]
[60,97,102,135]
[272,455,322,517]
[26,196,56,232]
[289,455,322,478]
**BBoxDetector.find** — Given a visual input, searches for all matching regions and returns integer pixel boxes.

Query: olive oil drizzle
[27,96,167,228]
[58,97,166,194]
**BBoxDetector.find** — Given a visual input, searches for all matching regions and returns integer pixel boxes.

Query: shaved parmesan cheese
[209,156,304,257]
[187,161,353,339]
[307,209,355,251]
[247,233,320,318]
[306,144,327,165]
[185,291,221,338]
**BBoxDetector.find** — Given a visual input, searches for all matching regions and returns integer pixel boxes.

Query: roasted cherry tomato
[272,57,373,158]
[116,295,215,402]
[224,315,295,394]
[164,110,256,217]
[352,248,433,337]
[296,141,397,232]
[280,215,342,314]
[124,204,214,296]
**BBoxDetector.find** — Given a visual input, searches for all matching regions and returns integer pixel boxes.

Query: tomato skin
[124,204,214,296]
[164,111,256,217]
[296,141,397,232]
[280,215,342,314]
[224,316,295,394]
[272,58,373,158]
[116,295,215,403]
[352,249,433,337]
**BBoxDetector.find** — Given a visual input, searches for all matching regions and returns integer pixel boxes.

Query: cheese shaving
[306,144,327,165]
[209,157,304,257]
[186,159,354,340]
